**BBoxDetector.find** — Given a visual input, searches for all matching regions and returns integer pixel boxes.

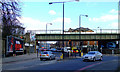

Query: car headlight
[89,56,92,58]
[89,56,94,58]
[82,56,85,58]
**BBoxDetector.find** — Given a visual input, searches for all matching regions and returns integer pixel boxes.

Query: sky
[18,0,119,33]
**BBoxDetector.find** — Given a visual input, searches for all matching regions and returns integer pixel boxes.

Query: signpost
[101,45,104,53]
[107,42,116,54]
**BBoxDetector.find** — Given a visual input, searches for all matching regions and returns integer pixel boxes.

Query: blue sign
[101,45,104,48]
[107,42,116,49]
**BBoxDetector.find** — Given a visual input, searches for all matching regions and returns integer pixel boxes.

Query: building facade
[56,27,98,53]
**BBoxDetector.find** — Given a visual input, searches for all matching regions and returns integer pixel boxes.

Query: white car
[40,51,55,61]
[82,51,102,62]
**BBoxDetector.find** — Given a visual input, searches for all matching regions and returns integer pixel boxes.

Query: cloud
[89,14,117,22]
[17,17,72,32]
[49,10,56,15]
[52,17,71,24]
[109,9,118,14]
[18,17,47,31]
[109,22,118,28]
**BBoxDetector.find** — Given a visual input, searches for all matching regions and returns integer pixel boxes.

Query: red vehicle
[40,48,47,51]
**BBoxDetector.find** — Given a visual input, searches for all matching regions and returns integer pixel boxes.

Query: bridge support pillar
[87,41,90,52]
[118,41,120,53]
[98,40,101,52]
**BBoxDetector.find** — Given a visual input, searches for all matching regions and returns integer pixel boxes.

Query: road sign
[101,45,104,48]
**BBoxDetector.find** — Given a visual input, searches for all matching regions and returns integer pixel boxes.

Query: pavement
[2,53,38,64]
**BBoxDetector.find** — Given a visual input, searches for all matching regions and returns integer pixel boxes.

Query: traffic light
[20,36,24,39]
[36,40,39,46]
[80,41,83,46]
[69,40,72,47]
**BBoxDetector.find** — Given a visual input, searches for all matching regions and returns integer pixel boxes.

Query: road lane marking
[75,59,117,72]
[75,62,103,72]
[75,59,119,72]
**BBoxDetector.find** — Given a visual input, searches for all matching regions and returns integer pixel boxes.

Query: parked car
[82,51,102,62]
[40,51,55,61]
[40,48,47,51]
[50,48,57,51]
[57,48,62,51]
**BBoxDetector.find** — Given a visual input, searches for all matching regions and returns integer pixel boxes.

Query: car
[82,51,102,62]
[40,48,47,51]
[40,51,55,61]
[50,48,57,51]
[73,49,79,53]
[57,48,62,51]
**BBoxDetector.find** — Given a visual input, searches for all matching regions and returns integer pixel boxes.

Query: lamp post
[49,0,79,59]
[49,2,64,34]
[97,27,102,52]
[46,23,52,34]
[79,14,88,56]
[46,23,52,49]
[97,27,102,34]
[49,2,65,59]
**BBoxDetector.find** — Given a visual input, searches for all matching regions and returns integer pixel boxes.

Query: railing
[27,29,120,34]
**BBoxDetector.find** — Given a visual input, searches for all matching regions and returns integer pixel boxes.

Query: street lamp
[49,2,65,59]
[46,23,52,49]
[46,23,52,34]
[97,27,102,34]
[79,14,88,56]
[49,0,79,59]
[97,27,102,53]
[49,2,64,34]
[79,15,88,34]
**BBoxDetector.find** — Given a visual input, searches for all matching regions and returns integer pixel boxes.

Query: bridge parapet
[27,29,120,41]
[35,34,119,41]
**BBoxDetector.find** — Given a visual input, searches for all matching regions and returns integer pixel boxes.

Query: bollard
[60,54,63,59]
[81,52,83,57]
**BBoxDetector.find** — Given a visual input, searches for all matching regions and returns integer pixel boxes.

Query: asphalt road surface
[2,55,120,72]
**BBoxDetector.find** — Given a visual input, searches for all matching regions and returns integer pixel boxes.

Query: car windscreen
[88,52,95,54]
[43,52,48,54]
[57,48,61,50]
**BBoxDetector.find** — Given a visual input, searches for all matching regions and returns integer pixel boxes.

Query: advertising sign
[6,36,24,54]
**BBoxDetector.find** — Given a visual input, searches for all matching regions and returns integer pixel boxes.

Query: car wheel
[93,57,96,62]
[53,57,55,60]
[100,56,102,61]
[40,58,43,61]
[83,60,85,62]
[49,56,52,60]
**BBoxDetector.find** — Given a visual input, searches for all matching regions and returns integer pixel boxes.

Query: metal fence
[27,29,120,34]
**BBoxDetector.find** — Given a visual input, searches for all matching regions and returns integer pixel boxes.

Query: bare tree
[0,0,24,39]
